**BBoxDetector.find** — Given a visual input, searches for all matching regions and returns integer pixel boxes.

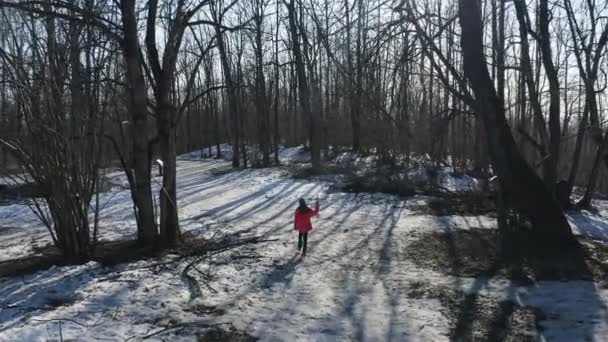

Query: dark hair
[298,198,311,212]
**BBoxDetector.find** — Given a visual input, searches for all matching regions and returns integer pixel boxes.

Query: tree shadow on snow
[0,264,99,333]
[568,212,608,241]
[285,202,406,341]
[262,254,302,289]
[224,183,323,238]
[414,219,608,341]
[187,178,302,223]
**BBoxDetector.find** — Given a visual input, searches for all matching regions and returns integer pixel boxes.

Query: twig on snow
[31,317,101,328]
[141,322,230,340]
[182,258,204,302]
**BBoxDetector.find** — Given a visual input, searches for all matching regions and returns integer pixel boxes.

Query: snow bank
[178,143,234,161]
[178,144,311,165]
[279,145,310,163]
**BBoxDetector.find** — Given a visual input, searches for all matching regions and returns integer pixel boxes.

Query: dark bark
[144,0,196,247]
[215,19,240,168]
[352,0,363,152]
[538,0,561,189]
[458,0,575,247]
[119,0,158,245]
[564,0,608,204]
[273,2,281,165]
[253,2,270,166]
[286,0,320,170]
[579,132,608,207]
[512,0,550,158]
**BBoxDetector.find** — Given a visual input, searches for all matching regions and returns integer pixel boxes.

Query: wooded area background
[1,0,607,258]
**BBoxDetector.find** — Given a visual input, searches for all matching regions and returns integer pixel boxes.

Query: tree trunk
[286,0,320,170]
[353,0,363,152]
[538,0,561,190]
[579,131,608,207]
[513,0,549,157]
[119,0,157,245]
[458,0,575,247]
[215,25,240,168]
[566,101,589,203]
[158,108,178,246]
[254,5,270,166]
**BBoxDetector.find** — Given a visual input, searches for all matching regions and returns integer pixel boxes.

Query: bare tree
[285,0,321,170]
[458,0,575,247]
[0,5,105,260]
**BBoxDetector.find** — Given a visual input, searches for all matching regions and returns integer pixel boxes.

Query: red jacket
[294,204,320,233]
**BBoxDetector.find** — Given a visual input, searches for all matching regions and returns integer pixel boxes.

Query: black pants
[298,233,308,254]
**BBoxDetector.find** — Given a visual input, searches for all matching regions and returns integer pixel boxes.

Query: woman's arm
[312,202,320,216]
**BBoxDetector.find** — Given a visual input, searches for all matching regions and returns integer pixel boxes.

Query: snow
[179,144,234,161]
[0,259,194,341]
[569,204,608,241]
[178,144,311,165]
[279,146,310,164]
[406,166,483,193]
[1,150,608,340]
[332,150,376,168]
[0,173,31,186]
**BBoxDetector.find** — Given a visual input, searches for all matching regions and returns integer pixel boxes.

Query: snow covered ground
[1,147,608,341]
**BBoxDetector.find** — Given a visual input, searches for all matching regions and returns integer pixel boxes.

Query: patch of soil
[405,229,499,278]
[210,166,236,177]
[186,304,226,316]
[0,182,45,205]
[0,252,63,278]
[0,232,267,279]
[410,195,496,216]
[326,168,493,207]
[0,240,157,278]
[290,164,352,179]
[404,229,608,282]
[198,326,257,342]
[407,281,543,341]
[92,239,159,266]
[177,234,213,257]
[342,173,416,197]
[45,294,81,308]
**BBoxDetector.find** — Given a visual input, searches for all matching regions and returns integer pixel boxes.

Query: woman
[293,198,320,255]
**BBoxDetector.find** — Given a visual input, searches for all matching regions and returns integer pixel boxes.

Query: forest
[0,0,607,340]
